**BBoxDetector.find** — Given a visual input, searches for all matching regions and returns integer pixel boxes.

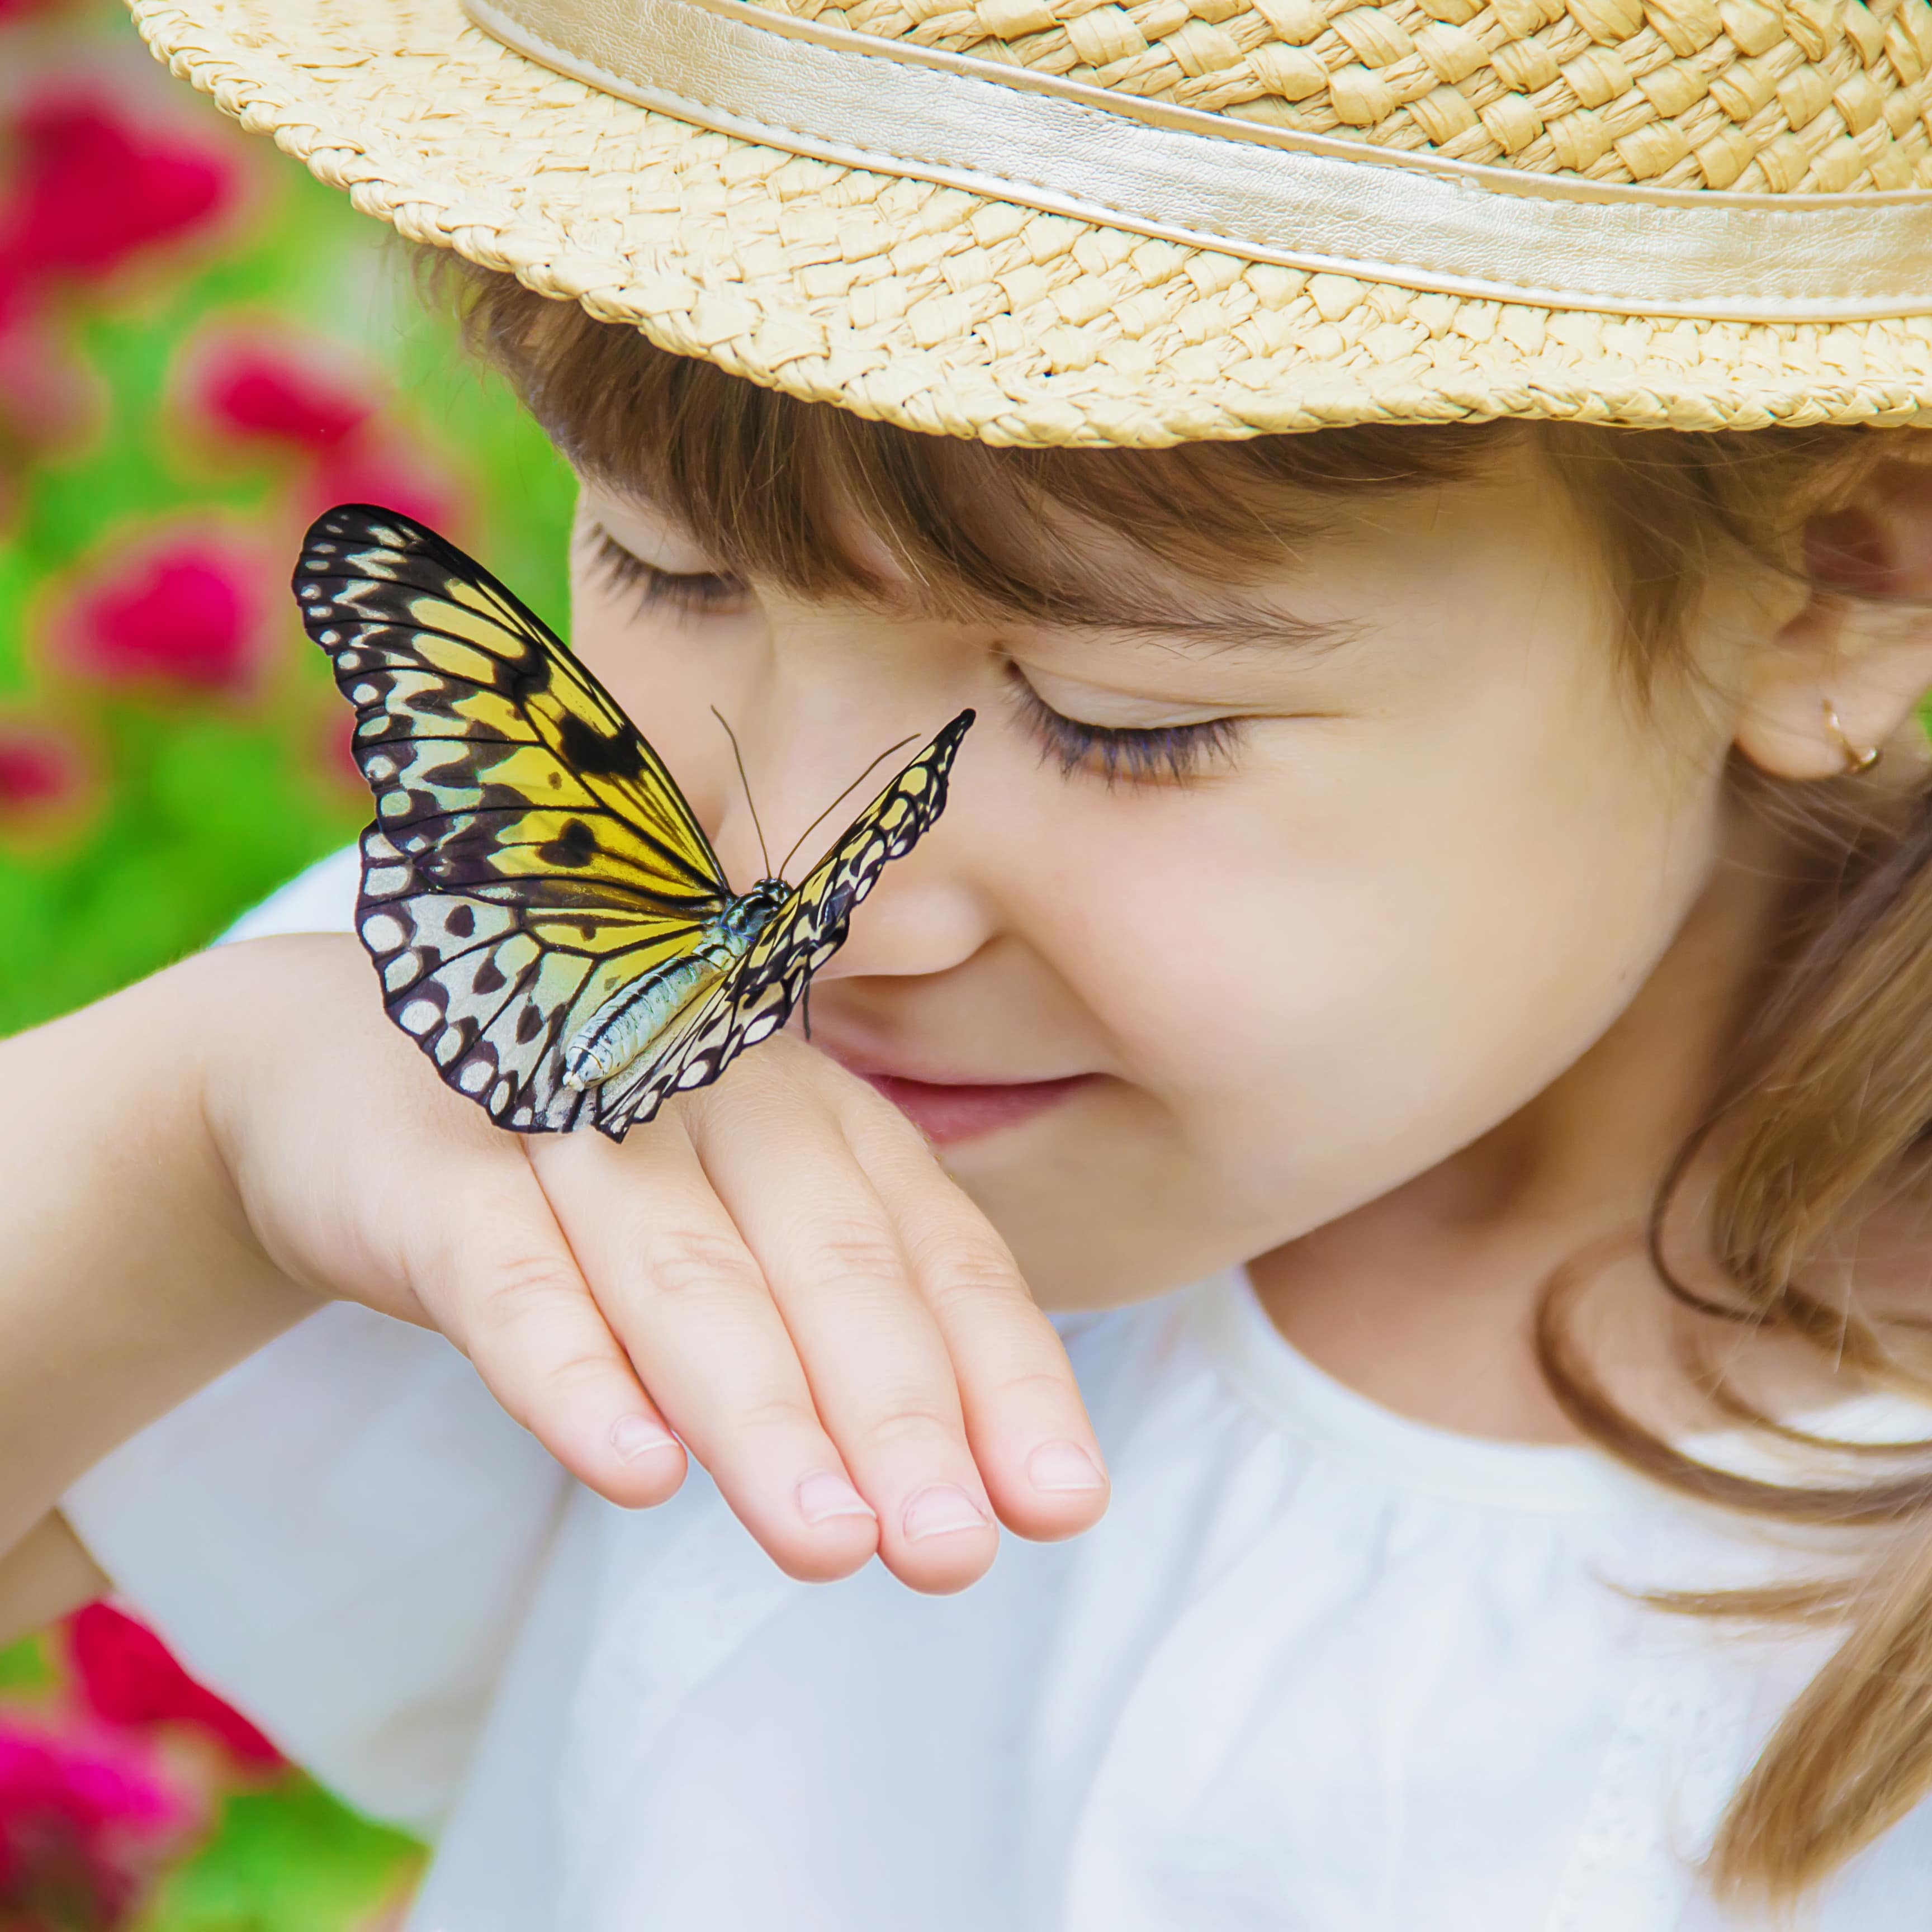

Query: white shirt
[63,849,1932,1930]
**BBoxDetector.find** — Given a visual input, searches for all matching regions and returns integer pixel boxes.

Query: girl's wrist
[0,948,319,1559]
[172,941,321,1285]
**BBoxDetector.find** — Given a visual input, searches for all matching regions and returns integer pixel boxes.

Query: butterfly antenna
[777,732,919,879]
[711,707,774,878]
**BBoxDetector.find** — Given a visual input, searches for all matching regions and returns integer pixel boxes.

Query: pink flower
[66,1605,282,1771]
[0,96,236,324]
[193,336,377,453]
[61,532,264,693]
[0,1719,191,1931]
[0,722,84,815]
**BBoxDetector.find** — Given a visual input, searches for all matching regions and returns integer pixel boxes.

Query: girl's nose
[709,734,994,984]
[811,839,993,983]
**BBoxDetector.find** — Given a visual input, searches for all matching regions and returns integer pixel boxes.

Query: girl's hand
[200,932,1107,1594]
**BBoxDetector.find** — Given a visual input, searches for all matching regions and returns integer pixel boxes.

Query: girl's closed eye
[1001,659,1244,787]
[585,523,750,617]
[585,514,1246,789]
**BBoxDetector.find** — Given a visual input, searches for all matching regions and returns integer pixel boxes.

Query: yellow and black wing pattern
[295,504,970,1139]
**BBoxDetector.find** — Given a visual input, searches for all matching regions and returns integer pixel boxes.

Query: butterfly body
[295,505,972,1140]
[561,878,789,1092]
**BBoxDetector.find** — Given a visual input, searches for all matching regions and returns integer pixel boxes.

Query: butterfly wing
[583,708,975,1140]
[296,504,738,1131]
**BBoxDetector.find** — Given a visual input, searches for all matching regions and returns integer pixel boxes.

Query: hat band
[466,0,1932,322]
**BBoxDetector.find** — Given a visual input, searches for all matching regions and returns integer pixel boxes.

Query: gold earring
[1822,698,1882,774]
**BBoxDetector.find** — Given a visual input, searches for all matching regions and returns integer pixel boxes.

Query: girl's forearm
[0,951,318,1567]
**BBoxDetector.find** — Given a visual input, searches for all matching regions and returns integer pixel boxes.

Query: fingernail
[1026,1441,1106,1494]
[611,1415,680,1462]
[902,1483,993,1542]
[797,1471,877,1526]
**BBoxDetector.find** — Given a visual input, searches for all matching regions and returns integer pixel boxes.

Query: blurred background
[1,0,575,1919]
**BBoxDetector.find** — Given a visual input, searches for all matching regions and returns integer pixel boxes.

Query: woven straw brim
[133,0,1932,445]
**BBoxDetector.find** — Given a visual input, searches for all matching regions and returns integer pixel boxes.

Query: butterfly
[293,504,973,1141]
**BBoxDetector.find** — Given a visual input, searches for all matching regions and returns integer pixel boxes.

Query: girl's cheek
[1073,750,1709,1228]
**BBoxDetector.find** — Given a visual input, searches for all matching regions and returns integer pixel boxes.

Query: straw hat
[131,0,1932,443]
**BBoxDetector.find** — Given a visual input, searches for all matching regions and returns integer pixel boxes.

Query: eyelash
[588,527,745,615]
[1002,664,1243,786]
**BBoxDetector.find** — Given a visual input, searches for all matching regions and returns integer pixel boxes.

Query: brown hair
[439,257,1932,1906]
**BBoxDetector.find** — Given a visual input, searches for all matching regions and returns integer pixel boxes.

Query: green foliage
[137,1780,424,1932]
[0,1631,54,1693]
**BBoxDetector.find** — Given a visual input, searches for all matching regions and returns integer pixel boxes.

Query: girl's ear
[1734,460,1932,782]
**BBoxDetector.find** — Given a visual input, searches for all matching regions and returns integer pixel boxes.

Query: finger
[684,1064,999,1596]
[400,1150,689,1510]
[837,1085,1108,1542]
[527,1121,883,1585]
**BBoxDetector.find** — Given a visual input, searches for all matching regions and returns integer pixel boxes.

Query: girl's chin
[858,1072,1098,1145]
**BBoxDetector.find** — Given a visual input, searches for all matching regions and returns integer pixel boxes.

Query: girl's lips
[855,1071,1097,1145]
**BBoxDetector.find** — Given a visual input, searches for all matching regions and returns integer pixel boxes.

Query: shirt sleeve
[60,846,570,1834]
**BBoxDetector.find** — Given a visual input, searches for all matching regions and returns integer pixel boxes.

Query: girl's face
[570,447,1739,1310]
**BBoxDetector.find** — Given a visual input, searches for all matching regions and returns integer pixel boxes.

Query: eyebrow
[928,579,1357,658]
[1056,596,1353,656]
[886,513,1356,654]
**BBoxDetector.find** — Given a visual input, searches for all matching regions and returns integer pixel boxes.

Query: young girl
[4,0,1932,1919]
